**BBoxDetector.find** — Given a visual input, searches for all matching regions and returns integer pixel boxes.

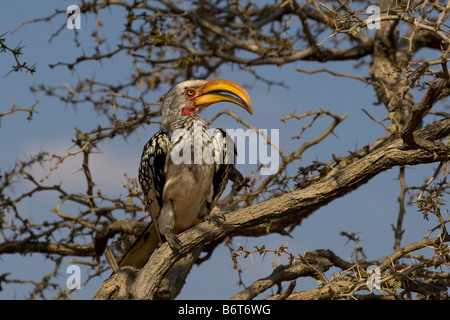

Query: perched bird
[113,79,253,269]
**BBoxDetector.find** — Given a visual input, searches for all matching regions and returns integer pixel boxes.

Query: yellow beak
[193,79,253,115]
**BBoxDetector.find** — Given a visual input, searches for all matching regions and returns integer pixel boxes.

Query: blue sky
[0,1,447,299]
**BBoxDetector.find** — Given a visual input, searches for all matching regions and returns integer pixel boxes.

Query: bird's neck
[162,113,207,133]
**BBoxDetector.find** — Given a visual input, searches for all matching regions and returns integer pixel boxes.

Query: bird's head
[161,79,252,128]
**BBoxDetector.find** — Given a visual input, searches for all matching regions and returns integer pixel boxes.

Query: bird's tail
[105,222,160,271]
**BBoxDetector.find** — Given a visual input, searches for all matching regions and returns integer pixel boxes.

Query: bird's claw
[206,212,226,225]
[164,227,182,253]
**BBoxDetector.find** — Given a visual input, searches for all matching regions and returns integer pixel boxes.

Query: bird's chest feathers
[164,164,214,200]
[162,119,215,226]
[163,163,214,229]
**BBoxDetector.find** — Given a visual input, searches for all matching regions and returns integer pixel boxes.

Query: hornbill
[108,79,253,270]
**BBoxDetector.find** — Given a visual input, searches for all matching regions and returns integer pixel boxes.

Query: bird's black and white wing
[115,130,169,268]
[138,130,170,243]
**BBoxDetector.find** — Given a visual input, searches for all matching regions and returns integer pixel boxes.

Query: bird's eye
[185,88,196,97]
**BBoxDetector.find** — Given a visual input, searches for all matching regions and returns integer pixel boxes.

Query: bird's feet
[164,227,182,254]
[205,212,226,225]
